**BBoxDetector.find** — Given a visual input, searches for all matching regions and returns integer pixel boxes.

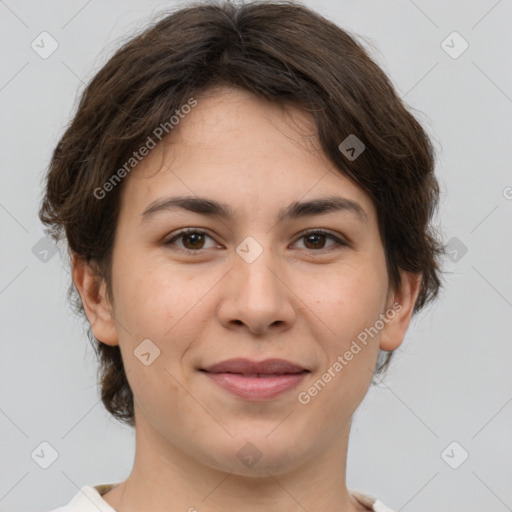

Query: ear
[71,253,119,346]
[379,271,422,351]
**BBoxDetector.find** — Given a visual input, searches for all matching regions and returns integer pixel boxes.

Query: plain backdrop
[1,0,511,511]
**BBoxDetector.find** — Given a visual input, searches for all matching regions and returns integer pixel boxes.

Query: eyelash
[163,228,348,254]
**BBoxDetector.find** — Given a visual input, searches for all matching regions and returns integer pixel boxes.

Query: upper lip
[201,358,308,374]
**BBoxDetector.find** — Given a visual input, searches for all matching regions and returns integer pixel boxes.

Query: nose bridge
[219,234,295,333]
[234,234,282,298]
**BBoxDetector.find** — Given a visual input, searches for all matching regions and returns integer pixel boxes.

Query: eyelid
[292,228,348,249]
[163,227,349,252]
[163,228,219,249]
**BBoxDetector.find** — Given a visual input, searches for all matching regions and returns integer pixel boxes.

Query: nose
[216,241,296,336]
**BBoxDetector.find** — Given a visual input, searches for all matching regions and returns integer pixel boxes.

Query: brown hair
[39,0,445,427]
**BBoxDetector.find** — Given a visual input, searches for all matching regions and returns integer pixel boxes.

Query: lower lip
[203,371,308,400]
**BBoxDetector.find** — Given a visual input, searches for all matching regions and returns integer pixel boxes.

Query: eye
[163,228,348,254]
[163,229,219,252]
[292,230,347,251]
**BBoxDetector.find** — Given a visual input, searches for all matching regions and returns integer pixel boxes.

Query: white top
[47,483,395,511]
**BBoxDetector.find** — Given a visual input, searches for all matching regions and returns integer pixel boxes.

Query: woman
[41,2,444,510]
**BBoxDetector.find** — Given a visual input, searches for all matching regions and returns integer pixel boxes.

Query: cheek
[318,262,387,338]
[111,264,205,404]
[112,257,216,350]
[306,263,386,405]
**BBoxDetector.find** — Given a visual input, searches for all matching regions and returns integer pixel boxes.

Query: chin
[199,436,308,478]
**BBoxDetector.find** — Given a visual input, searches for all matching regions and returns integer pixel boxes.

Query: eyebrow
[140,195,368,224]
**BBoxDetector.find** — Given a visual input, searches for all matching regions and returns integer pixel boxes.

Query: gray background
[1,0,511,510]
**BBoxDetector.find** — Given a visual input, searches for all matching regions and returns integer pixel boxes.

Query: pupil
[307,234,324,249]
[185,233,203,249]
[182,233,326,250]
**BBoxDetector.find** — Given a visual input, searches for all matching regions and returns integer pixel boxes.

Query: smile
[201,370,309,400]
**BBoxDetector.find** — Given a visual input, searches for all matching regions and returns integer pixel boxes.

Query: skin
[73,86,421,512]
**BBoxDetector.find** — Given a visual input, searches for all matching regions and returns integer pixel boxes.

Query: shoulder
[46,484,118,512]
[350,489,396,512]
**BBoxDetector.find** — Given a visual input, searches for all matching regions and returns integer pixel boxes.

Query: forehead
[119,86,375,225]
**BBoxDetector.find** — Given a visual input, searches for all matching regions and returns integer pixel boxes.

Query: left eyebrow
[277,196,368,224]
[140,195,368,224]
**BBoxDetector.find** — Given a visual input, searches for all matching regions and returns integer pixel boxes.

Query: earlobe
[71,254,119,346]
[379,272,422,352]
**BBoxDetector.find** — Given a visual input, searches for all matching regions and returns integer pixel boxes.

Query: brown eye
[164,229,217,252]
[293,230,347,251]
[182,232,206,250]
[303,233,327,249]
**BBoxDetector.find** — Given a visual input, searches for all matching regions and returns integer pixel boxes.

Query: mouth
[200,358,310,400]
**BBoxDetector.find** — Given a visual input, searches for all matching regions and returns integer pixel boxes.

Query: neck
[102,414,366,512]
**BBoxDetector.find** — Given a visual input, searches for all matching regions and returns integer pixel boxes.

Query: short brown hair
[39,0,445,427]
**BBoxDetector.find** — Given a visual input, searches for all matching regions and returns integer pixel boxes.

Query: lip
[200,358,309,401]
[202,358,307,374]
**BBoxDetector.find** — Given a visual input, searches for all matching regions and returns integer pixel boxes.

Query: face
[77,86,419,477]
